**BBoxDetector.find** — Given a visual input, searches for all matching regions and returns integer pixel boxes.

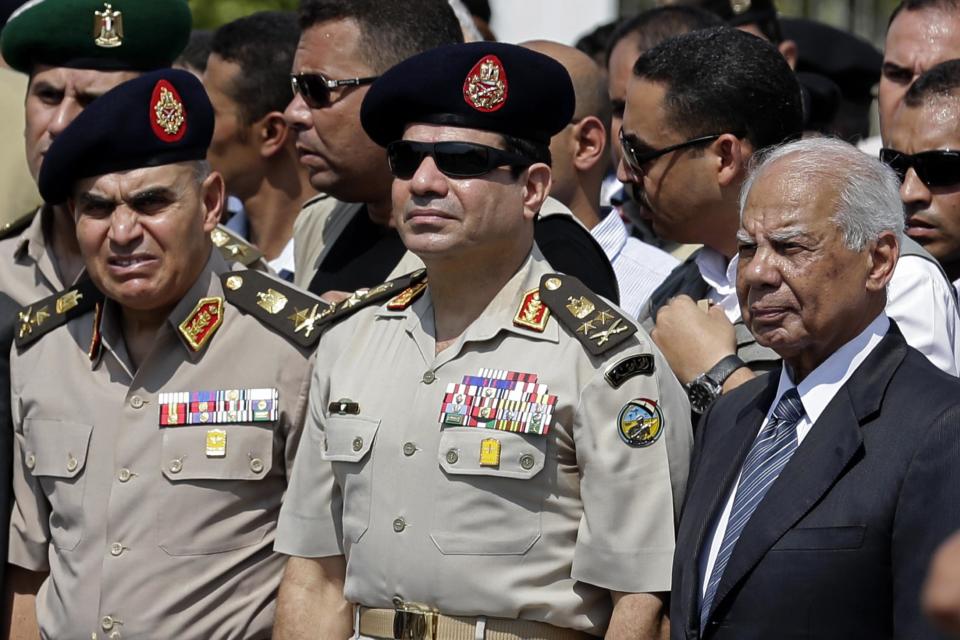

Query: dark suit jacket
[671,325,960,640]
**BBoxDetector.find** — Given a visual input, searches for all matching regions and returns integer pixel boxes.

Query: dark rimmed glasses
[290,72,379,109]
[880,147,960,188]
[387,140,534,179]
[619,127,723,174]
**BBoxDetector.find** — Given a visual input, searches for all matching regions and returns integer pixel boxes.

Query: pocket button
[519,454,535,470]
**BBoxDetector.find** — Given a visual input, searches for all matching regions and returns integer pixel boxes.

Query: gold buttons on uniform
[169,459,183,474]
[352,437,364,452]
[392,517,406,533]
[250,458,265,473]
[25,453,35,469]
[129,395,144,409]
[118,468,131,482]
[544,277,562,290]
[110,542,123,556]
[101,616,115,631]
[402,442,416,457]
[519,454,535,470]
[66,454,78,472]
[445,449,459,464]
[392,596,404,607]
[422,370,436,384]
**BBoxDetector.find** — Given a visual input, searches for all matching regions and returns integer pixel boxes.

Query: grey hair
[739,137,905,251]
[190,160,212,187]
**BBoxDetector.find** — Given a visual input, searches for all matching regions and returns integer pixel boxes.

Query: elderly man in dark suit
[671,136,960,640]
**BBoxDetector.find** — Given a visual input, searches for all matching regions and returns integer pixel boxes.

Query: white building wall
[488,0,619,46]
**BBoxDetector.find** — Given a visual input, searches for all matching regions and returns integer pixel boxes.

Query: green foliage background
[189,0,299,30]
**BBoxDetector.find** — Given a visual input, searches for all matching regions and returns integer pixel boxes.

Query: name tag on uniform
[438,368,557,435]
[158,388,279,426]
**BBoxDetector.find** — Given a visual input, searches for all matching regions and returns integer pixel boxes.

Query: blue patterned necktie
[699,387,805,631]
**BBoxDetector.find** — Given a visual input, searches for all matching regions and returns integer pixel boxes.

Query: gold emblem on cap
[464,55,507,112]
[93,2,123,48]
[155,87,185,137]
[730,0,752,14]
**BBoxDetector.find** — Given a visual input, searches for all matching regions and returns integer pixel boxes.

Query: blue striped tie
[699,388,804,631]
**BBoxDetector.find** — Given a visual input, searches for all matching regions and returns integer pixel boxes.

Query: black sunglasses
[386,140,535,179]
[290,72,378,109]
[880,147,960,188]
[619,128,723,174]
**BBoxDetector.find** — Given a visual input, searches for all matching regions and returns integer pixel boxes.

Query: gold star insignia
[289,304,322,338]
[595,309,614,325]
[577,319,596,335]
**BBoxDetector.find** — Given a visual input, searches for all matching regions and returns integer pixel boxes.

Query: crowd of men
[0,0,959,638]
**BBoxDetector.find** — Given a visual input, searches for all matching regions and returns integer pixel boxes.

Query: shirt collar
[695,246,736,295]
[591,208,627,261]
[15,205,48,262]
[775,312,890,424]
[376,247,561,348]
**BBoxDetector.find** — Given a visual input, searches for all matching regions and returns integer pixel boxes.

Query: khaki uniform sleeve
[283,352,315,478]
[8,355,50,571]
[570,347,692,594]
[275,351,343,558]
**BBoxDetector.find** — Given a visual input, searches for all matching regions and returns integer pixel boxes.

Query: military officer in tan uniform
[8,69,324,639]
[274,42,693,640]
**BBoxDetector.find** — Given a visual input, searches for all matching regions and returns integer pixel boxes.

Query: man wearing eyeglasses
[286,0,620,308]
[884,59,960,299]
[273,41,693,640]
[618,27,960,421]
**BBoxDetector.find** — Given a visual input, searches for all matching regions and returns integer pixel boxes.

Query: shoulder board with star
[0,209,35,241]
[14,278,102,350]
[210,225,264,268]
[221,270,329,349]
[537,273,637,357]
[327,268,428,320]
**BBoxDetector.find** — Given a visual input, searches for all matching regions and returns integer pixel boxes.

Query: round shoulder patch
[463,54,508,112]
[617,398,663,448]
[150,79,187,143]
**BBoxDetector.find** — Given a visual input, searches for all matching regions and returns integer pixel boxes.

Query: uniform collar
[376,247,561,350]
[92,249,228,372]
[14,205,46,263]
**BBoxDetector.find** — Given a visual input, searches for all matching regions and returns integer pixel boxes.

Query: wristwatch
[686,354,747,414]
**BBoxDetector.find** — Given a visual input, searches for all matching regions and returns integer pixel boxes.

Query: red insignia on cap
[150,79,187,143]
[463,55,508,113]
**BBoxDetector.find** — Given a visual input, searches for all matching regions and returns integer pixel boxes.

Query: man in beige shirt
[9,68,322,639]
[275,42,692,640]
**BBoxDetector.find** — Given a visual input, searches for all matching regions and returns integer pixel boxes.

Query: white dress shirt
[591,210,678,318]
[713,253,960,375]
[695,247,740,322]
[698,313,890,599]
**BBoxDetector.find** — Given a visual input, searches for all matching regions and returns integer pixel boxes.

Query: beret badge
[463,54,508,113]
[151,79,187,143]
[93,2,123,49]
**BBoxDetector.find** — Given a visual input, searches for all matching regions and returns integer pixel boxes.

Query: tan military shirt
[292,195,353,289]
[9,251,313,640]
[0,206,67,305]
[277,250,692,636]
[0,69,41,231]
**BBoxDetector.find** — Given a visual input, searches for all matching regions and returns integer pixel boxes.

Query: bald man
[523,40,677,317]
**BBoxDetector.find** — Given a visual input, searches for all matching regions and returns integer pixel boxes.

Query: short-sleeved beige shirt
[9,251,313,640]
[0,206,67,306]
[277,250,692,637]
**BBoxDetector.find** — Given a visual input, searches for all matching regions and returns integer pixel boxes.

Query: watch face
[688,381,717,414]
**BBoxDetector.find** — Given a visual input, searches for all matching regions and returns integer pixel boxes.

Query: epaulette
[221,270,330,349]
[0,209,36,241]
[211,225,264,267]
[14,278,102,349]
[326,268,427,321]
[537,273,637,356]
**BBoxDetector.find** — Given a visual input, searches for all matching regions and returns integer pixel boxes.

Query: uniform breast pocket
[23,419,93,551]
[430,429,546,556]
[157,424,278,556]
[321,415,380,545]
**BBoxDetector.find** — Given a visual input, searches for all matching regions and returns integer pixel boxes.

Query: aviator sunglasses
[880,148,960,188]
[387,140,535,179]
[619,127,723,174]
[290,72,378,109]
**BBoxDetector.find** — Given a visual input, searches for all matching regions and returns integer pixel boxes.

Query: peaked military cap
[38,67,214,203]
[360,41,575,147]
[2,0,191,74]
